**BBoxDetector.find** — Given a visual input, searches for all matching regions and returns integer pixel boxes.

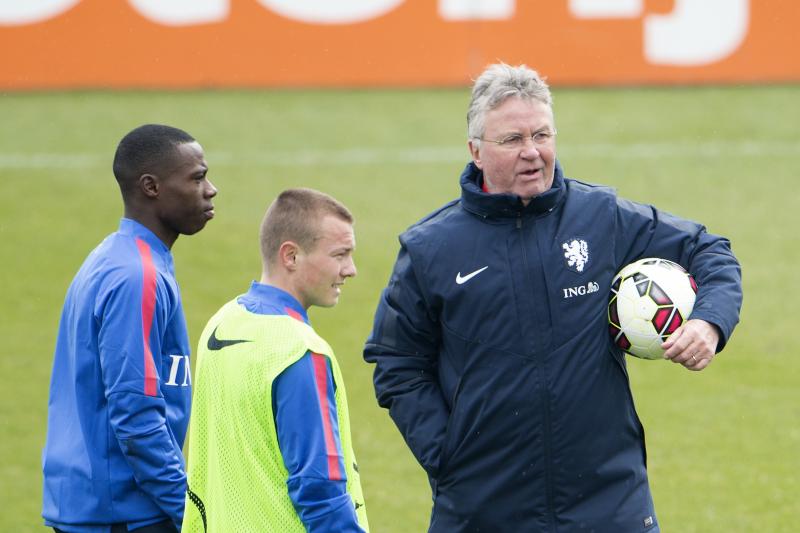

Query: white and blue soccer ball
[608,258,698,360]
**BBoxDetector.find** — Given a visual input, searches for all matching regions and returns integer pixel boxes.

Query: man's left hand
[661,319,720,371]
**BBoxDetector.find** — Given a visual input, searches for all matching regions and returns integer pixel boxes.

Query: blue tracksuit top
[43,218,192,532]
[364,161,742,532]
[237,282,363,532]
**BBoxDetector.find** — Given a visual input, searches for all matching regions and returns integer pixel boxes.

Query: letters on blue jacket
[43,219,191,530]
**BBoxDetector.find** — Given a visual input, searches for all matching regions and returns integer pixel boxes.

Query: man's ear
[278,241,301,271]
[468,139,482,169]
[139,174,159,198]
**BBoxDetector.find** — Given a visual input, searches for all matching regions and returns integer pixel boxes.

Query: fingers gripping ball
[608,258,698,360]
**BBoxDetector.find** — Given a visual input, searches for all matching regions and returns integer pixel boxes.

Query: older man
[364,64,742,532]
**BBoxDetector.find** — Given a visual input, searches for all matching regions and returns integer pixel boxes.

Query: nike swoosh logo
[207,326,251,351]
[456,266,489,285]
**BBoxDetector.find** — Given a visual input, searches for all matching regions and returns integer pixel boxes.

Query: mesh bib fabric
[183,301,369,532]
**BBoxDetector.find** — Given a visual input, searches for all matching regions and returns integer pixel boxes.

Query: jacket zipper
[517,213,557,531]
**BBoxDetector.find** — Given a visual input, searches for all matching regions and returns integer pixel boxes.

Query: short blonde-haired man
[184,188,369,532]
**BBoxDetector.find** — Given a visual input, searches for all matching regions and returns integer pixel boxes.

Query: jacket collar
[459,160,566,219]
[118,218,171,257]
[241,281,310,324]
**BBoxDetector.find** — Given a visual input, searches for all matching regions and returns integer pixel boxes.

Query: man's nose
[343,257,357,278]
[519,139,541,158]
[205,179,218,197]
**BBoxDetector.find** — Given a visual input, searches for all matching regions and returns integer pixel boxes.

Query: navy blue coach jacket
[364,162,741,532]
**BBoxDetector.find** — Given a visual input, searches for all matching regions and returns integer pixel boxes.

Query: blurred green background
[1,85,798,531]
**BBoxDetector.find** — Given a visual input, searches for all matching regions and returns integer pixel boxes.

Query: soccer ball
[608,258,698,360]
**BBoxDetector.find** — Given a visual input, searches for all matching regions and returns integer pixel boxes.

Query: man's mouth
[519,168,541,178]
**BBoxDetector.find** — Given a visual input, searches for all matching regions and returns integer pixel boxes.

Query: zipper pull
[516,216,522,229]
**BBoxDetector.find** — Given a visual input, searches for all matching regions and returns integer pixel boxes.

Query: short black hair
[112,124,195,193]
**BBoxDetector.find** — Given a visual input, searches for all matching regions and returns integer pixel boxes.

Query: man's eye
[501,135,523,145]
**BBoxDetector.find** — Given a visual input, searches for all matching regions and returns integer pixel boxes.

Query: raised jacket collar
[118,218,171,257]
[239,281,310,324]
[459,160,566,220]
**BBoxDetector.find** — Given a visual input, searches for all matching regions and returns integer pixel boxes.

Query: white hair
[467,63,553,146]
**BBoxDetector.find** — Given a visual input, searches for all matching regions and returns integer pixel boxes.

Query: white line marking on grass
[0,153,106,168]
[2,141,798,169]
[560,140,800,158]
[211,147,468,166]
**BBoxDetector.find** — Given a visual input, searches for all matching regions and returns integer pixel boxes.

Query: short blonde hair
[259,188,353,266]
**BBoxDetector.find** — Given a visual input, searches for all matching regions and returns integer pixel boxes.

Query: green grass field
[1,85,798,532]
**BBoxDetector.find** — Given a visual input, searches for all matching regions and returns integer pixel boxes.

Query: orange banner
[1,0,798,89]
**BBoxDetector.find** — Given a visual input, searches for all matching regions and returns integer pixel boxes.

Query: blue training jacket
[43,219,192,532]
[364,162,742,532]
[237,282,364,532]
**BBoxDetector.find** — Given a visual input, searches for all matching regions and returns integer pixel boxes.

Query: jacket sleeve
[274,351,365,533]
[615,197,743,351]
[96,264,187,527]
[363,242,450,477]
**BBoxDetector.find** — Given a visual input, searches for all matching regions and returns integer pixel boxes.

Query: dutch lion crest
[562,238,589,273]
